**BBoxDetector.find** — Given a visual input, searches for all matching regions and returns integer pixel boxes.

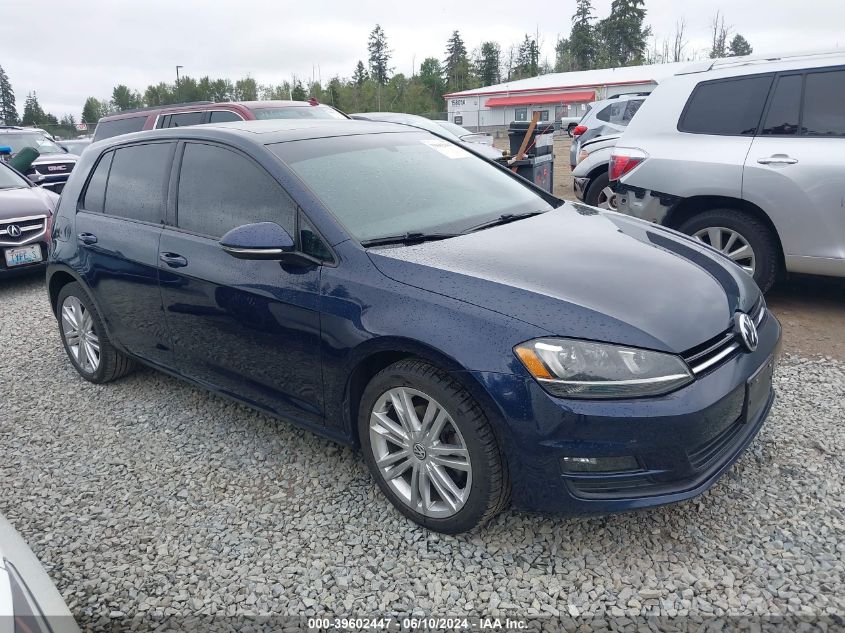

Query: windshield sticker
[420,139,470,159]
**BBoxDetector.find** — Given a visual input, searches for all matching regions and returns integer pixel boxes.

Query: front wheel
[678,209,780,292]
[358,359,509,533]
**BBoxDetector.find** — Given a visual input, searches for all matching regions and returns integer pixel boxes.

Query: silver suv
[612,50,845,292]
[569,93,648,168]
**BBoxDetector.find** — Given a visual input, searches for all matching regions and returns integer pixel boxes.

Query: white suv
[612,50,845,292]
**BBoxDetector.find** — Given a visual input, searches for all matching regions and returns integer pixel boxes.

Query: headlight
[514,338,693,399]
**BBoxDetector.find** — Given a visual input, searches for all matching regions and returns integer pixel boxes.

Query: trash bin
[510,154,554,193]
[507,120,556,157]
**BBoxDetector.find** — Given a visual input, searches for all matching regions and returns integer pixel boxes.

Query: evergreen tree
[569,0,597,71]
[234,77,258,101]
[111,84,142,111]
[419,57,447,100]
[81,97,104,124]
[367,25,392,86]
[554,38,573,72]
[475,42,501,86]
[352,61,368,88]
[0,65,18,125]
[21,92,46,126]
[598,0,650,67]
[728,34,753,57]
[444,30,471,92]
[513,35,540,79]
[290,79,308,101]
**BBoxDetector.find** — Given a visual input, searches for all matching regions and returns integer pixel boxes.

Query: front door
[743,69,845,266]
[158,141,324,427]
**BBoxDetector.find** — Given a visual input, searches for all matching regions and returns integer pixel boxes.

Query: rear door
[158,141,325,426]
[74,141,175,366]
[744,67,845,265]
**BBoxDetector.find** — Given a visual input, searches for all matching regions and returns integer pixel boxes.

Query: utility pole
[175,65,183,101]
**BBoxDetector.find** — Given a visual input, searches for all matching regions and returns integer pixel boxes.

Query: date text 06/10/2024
[307,617,529,630]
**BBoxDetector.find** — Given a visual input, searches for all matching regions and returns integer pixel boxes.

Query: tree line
[0,1,754,134]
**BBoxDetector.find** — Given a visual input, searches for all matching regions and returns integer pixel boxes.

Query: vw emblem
[7,224,21,238]
[736,312,759,352]
[412,443,427,461]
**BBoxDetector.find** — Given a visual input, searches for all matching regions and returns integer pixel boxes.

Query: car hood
[367,203,759,353]
[32,152,78,164]
[0,186,58,219]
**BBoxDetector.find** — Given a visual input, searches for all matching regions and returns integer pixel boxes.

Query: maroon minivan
[92,100,347,142]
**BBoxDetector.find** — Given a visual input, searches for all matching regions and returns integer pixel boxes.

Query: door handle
[757,155,798,165]
[159,252,188,268]
[77,232,97,245]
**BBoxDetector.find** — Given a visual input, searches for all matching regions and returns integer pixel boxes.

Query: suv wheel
[358,359,509,533]
[57,282,136,383]
[678,209,779,292]
[585,172,617,210]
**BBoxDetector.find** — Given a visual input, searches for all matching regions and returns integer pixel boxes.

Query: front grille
[688,418,745,470]
[0,215,47,246]
[33,161,74,176]
[683,299,767,376]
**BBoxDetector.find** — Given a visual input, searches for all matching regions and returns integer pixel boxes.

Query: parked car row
[572,49,845,292]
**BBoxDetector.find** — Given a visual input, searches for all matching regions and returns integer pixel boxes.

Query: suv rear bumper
[615,183,680,224]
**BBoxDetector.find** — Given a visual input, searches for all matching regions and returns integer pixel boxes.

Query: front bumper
[471,313,781,515]
[573,176,589,201]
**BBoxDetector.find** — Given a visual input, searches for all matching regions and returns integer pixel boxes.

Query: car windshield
[252,106,346,120]
[0,163,30,189]
[270,131,552,243]
[0,132,64,155]
[435,120,473,138]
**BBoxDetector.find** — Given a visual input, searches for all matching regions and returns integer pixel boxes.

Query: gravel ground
[1,274,844,631]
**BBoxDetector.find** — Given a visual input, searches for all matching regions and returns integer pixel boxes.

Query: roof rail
[101,101,215,118]
[677,48,844,75]
[606,91,652,99]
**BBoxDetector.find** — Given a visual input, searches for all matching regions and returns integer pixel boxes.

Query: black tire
[584,171,611,208]
[677,209,780,293]
[56,281,136,383]
[567,123,576,138]
[358,359,509,534]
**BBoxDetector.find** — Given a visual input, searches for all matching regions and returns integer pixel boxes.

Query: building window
[453,115,463,125]
[514,108,528,122]
[536,110,549,121]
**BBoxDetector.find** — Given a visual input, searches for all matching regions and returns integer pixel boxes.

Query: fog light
[560,455,640,473]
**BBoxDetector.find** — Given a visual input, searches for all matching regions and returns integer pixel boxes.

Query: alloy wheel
[369,387,472,518]
[692,226,756,275]
[597,186,618,210]
[61,295,100,374]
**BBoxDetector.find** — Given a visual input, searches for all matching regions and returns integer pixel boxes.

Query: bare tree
[709,11,731,59]
[672,18,687,62]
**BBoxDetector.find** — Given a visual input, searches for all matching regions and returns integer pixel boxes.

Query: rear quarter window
[802,69,845,136]
[679,75,773,135]
[92,116,148,142]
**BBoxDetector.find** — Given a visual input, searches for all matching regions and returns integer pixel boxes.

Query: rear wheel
[57,282,136,383]
[567,123,577,138]
[584,171,616,210]
[678,209,780,292]
[358,359,509,533]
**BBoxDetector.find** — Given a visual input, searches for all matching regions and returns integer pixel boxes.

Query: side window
[679,75,773,135]
[761,74,802,136]
[537,110,549,122]
[160,112,205,128]
[104,143,173,223]
[299,212,333,262]
[802,70,845,137]
[208,110,243,123]
[514,108,527,122]
[92,116,147,142]
[622,99,644,123]
[177,142,296,238]
[81,151,113,213]
[595,104,614,122]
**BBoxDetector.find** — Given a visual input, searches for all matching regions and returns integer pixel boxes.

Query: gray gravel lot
[1,274,844,630]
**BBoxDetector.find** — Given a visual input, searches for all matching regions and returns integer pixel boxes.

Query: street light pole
[175,65,183,101]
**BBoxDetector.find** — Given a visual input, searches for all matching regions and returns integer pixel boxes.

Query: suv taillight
[609,149,647,181]
[572,125,588,137]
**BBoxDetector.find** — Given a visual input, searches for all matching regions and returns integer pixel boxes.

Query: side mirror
[219,222,295,259]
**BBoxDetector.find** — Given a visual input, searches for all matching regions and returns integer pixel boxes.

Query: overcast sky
[3,0,843,119]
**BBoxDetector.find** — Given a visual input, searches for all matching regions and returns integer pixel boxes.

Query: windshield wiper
[463,210,546,234]
[360,232,460,248]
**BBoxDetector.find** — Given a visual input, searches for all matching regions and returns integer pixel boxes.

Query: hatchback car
[48,119,780,533]
[612,50,845,291]
[93,99,348,142]
[0,161,57,276]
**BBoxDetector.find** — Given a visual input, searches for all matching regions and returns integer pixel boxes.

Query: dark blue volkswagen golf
[47,120,780,533]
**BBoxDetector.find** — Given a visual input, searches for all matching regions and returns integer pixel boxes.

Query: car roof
[677,48,845,77]
[90,118,423,149]
[98,100,327,122]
